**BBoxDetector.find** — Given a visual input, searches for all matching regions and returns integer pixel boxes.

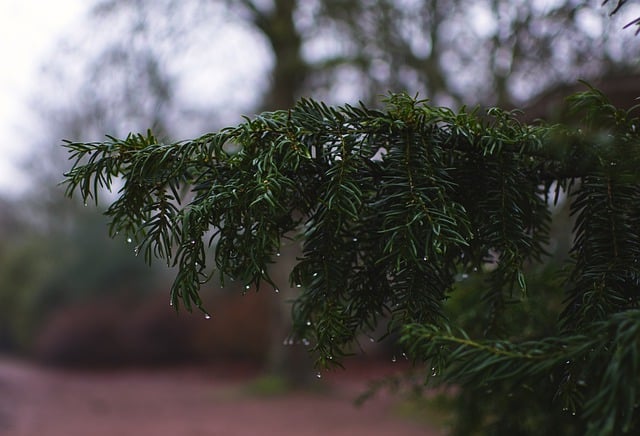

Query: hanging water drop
[391,355,397,363]
[127,237,132,243]
[306,320,312,326]
[316,372,322,379]
[274,288,280,293]
[352,237,358,242]
[245,284,251,290]
[276,252,281,257]
[369,336,376,343]
[312,272,319,277]
[204,314,211,320]
[296,284,302,288]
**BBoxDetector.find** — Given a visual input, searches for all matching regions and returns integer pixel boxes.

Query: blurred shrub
[0,209,157,352]
[33,290,272,366]
[0,203,273,365]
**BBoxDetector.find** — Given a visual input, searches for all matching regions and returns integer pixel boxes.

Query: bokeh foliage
[0,209,160,352]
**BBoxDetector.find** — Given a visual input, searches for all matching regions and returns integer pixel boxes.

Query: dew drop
[245,284,251,290]
[402,352,408,360]
[306,320,312,326]
[274,288,280,293]
[369,336,376,343]
[312,272,319,277]
[134,246,139,256]
[423,256,428,261]
[127,237,132,243]
[204,314,211,320]
[84,202,88,207]
[391,355,397,363]
[352,237,358,242]
[316,372,322,379]
[296,284,302,288]
[276,252,281,257]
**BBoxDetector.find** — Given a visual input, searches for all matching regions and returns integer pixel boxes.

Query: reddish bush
[33,289,273,367]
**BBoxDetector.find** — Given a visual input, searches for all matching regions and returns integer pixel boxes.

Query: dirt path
[0,357,444,436]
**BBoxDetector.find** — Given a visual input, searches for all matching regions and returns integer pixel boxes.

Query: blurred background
[0,0,639,434]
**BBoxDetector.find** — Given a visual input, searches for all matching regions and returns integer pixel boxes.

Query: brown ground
[0,357,444,436]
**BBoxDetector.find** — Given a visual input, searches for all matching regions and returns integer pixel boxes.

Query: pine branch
[63,90,640,432]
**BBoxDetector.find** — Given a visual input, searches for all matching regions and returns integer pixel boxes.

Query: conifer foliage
[64,88,640,434]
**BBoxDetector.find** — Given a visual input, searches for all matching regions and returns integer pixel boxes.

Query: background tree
[4,0,639,398]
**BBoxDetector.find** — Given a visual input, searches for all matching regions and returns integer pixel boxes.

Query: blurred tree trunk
[237,0,313,383]
[253,0,308,110]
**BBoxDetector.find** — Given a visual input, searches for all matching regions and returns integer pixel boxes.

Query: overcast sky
[0,0,87,196]
[0,0,272,197]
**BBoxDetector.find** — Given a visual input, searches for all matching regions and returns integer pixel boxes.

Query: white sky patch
[173,23,272,126]
[0,0,88,196]
[468,2,498,38]
[576,8,604,39]
[0,1,271,195]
